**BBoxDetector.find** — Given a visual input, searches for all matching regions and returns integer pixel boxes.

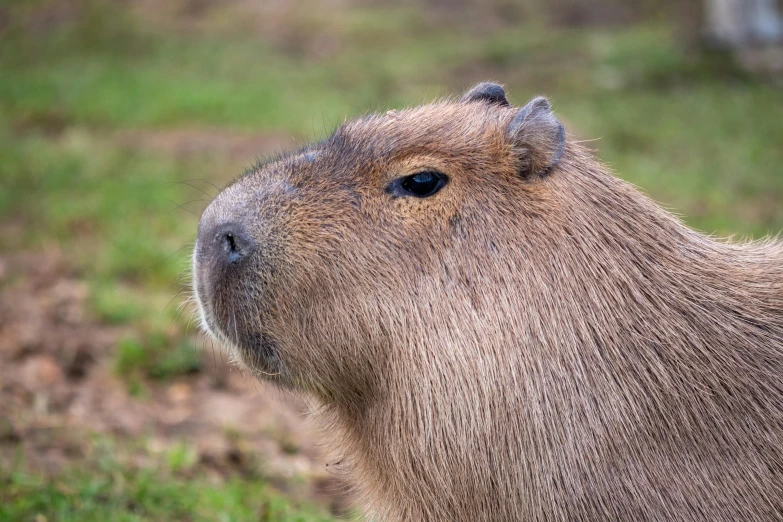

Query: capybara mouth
[233,332,284,378]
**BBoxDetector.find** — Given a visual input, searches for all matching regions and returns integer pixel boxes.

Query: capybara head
[193,83,783,521]
[193,83,565,400]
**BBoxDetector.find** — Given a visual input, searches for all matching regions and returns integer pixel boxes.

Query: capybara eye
[388,171,448,198]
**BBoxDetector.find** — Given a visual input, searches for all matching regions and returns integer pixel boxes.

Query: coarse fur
[193,83,783,521]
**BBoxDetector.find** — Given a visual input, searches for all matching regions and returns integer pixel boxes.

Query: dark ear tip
[460,82,509,107]
[528,96,551,112]
[510,96,556,131]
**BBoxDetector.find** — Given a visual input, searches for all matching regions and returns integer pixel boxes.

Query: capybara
[193,82,783,521]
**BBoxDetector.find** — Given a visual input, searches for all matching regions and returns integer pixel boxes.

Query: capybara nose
[205,222,255,266]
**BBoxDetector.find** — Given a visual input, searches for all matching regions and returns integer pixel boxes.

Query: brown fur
[193,84,783,521]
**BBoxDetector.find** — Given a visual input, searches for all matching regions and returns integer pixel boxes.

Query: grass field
[1,0,781,520]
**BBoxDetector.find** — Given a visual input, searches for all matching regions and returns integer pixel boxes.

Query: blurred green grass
[1,0,781,519]
[1,438,336,522]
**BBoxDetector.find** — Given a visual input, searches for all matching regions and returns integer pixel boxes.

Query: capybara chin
[192,82,783,521]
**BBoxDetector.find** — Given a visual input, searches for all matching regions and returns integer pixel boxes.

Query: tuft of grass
[91,282,146,325]
[165,440,199,474]
[113,334,201,385]
[113,337,148,377]
[150,338,202,380]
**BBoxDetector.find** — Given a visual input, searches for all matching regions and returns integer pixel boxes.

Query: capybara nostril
[210,223,254,265]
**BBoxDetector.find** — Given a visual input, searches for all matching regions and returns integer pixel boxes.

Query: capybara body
[193,83,783,521]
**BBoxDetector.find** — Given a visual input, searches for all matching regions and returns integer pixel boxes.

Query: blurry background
[1,0,782,520]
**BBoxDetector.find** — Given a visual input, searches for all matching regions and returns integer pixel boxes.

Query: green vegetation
[0,440,336,522]
[1,0,781,519]
[114,334,200,383]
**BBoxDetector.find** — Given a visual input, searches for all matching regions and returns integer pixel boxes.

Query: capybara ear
[459,82,510,107]
[509,97,565,178]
